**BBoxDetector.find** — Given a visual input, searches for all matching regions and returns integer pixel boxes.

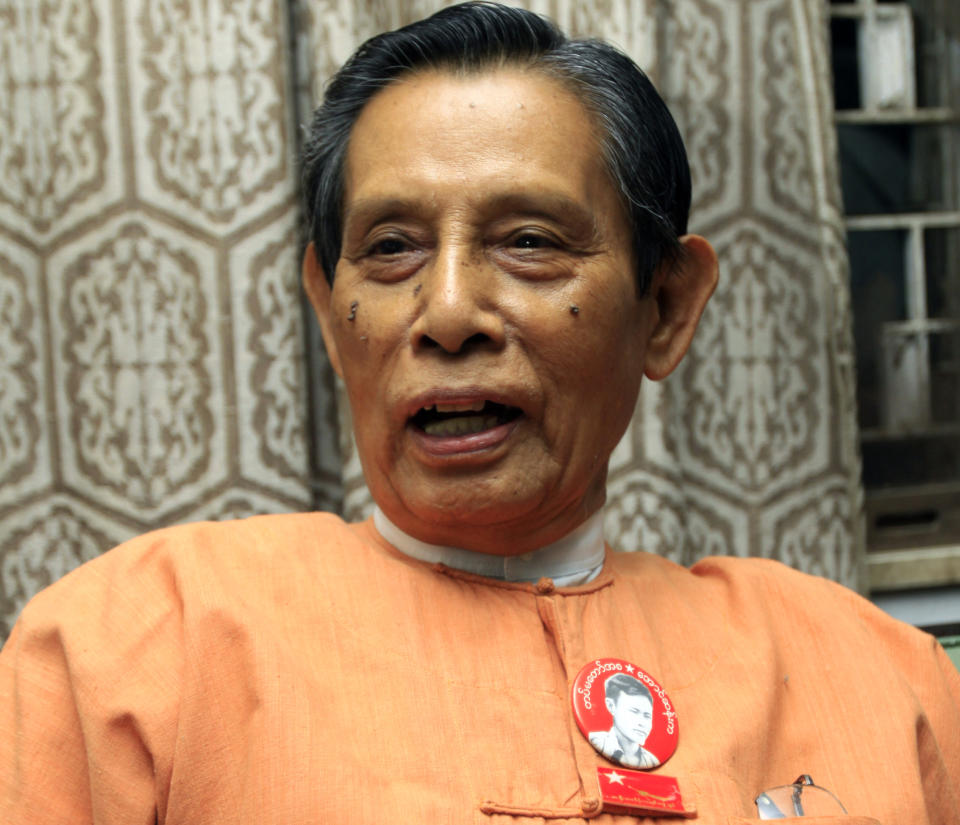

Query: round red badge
[571,658,678,770]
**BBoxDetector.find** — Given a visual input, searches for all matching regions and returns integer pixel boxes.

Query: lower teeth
[423,415,500,437]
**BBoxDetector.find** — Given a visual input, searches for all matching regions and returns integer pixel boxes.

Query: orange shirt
[1,513,958,824]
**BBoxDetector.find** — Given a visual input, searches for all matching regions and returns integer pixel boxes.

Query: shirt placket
[534,578,605,819]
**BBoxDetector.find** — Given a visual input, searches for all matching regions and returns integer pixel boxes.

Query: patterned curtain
[636,0,864,588]
[0,0,863,639]
[0,0,339,638]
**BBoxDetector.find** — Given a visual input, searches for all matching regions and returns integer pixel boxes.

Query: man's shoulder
[684,553,885,627]
[610,548,860,606]
[8,512,362,640]
[46,510,351,578]
[608,549,941,659]
[587,728,614,752]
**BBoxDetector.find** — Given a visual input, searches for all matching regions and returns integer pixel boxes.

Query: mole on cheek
[569,305,580,316]
[347,300,358,321]
[413,283,421,296]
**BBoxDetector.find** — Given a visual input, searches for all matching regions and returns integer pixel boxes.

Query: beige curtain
[638,0,864,587]
[0,0,863,639]
[0,0,338,638]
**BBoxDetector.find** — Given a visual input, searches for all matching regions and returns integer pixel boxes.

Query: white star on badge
[625,664,634,673]
[605,771,625,785]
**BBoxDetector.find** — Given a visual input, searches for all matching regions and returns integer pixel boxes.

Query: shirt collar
[371,507,606,586]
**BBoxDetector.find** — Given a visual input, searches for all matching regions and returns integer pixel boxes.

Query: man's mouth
[411,401,522,437]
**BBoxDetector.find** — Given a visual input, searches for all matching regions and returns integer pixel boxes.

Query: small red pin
[571,658,679,770]
[596,766,695,817]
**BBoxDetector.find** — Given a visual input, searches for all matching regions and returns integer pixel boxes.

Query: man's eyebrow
[479,191,599,229]
[342,192,601,231]
[342,198,424,229]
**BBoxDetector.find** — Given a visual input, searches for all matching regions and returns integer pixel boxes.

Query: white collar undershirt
[372,507,606,586]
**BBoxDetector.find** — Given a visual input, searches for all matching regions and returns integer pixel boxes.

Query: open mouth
[411,401,522,438]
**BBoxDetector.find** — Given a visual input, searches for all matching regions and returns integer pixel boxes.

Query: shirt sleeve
[0,613,100,822]
[917,638,960,812]
[0,540,182,825]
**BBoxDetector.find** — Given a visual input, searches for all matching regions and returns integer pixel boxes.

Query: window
[829,0,960,593]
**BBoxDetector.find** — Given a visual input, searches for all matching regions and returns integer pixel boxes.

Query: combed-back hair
[605,673,653,704]
[301,1,691,295]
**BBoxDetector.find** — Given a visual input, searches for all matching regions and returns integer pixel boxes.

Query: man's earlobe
[643,234,718,381]
[302,242,343,377]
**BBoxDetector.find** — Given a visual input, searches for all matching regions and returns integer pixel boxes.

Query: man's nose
[410,245,506,355]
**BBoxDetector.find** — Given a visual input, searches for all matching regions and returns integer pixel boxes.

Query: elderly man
[2,3,958,823]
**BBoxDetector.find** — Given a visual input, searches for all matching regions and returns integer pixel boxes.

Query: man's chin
[378,496,554,554]
[385,474,543,523]
[369,461,601,553]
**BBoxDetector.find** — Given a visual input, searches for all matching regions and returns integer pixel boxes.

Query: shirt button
[535,577,555,594]
[581,796,601,814]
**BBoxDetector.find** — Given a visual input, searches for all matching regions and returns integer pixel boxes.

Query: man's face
[606,691,654,747]
[312,68,660,552]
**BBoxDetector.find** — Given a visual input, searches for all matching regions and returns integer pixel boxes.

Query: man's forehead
[342,68,603,169]
[338,69,622,230]
[616,692,652,706]
[341,191,600,230]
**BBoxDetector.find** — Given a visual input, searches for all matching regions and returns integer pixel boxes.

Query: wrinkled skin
[303,69,717,554]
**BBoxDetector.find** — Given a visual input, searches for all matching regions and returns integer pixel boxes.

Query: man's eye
[512,232,555,250]
[369,237,408,255]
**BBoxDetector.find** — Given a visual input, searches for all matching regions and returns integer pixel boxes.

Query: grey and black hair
[301,1,691,295]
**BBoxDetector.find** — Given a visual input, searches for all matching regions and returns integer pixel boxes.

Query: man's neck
[372,507,606,586]
[614,728,641,755]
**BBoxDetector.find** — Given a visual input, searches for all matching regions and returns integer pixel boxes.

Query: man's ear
[642,234,718,381]
[302,242,343,378]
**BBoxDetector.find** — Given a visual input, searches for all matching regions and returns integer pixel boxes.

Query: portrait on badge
[1,1,959,824]
[588,673,660,769]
